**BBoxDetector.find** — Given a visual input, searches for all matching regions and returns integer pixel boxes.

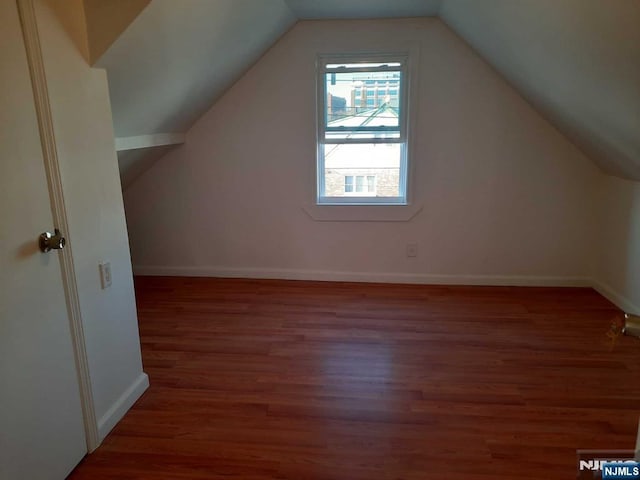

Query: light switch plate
[99,262,112,289]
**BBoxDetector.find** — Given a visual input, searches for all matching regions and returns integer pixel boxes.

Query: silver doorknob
[39,228,66,253]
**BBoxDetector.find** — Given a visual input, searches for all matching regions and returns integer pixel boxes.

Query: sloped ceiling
[83,0,151,63]
[440,0,640,180]
[97,0,640,187]
[96,0,296,136]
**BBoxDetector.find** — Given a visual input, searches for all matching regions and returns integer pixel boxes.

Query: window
[317,54,409,205]
[344,175,376,195]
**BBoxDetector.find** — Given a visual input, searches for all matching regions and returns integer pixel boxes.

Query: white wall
[594,176,640,315]
[124,19,601,285]
[36,0,147,440]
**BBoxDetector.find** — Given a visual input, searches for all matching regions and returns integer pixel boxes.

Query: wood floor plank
[68,277,640,479]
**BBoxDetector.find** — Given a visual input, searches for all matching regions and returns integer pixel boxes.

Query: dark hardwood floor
[68,277,640,479]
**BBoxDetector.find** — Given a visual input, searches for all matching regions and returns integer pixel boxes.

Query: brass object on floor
[623,314,640,338]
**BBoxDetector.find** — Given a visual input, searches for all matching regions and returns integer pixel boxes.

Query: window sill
[302,203,423,222]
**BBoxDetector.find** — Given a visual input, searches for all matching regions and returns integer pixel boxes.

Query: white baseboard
[97,372,149,442]
[133,264,591,287]
[134,265,640,313]
[592,280,640,315]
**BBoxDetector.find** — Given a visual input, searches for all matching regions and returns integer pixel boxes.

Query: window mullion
[324,138,403,145]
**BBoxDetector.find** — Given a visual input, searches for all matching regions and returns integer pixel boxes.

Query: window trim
[316,52,410,206]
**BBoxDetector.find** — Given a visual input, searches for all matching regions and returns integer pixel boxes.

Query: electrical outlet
[406,243,418,258]
[99,262,112,289]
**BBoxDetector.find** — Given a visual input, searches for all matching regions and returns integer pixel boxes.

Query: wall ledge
[115,133,185,152]
[302,203,423,222]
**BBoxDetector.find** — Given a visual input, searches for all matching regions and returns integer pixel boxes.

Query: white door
[0,1,87,478]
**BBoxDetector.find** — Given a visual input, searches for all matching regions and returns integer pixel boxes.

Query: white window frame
[316,53,409,205]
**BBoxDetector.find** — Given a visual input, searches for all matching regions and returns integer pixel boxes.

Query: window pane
[323,143,401,198]
[367,176,375,192]
[325,70,402,139]
[344,176,354,192]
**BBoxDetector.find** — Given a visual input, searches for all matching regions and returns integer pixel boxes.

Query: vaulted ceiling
[94,0,296,137]
[440,0,640,180]
[86,0,640,187]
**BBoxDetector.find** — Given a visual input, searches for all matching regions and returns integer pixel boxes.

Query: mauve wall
[123,19,600,285]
